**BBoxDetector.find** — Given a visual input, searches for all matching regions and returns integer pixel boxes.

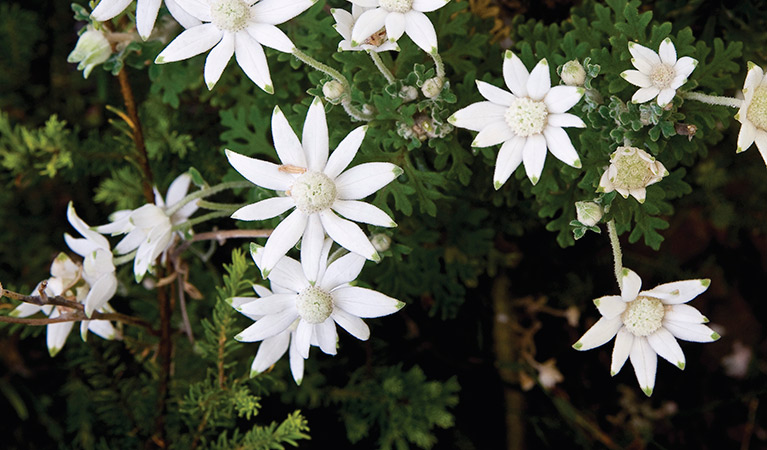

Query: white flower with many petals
[348,0,448,54]
[573,268,720,396]
[332,5,399,52]
[621,38,697,107]
[597,146,667,204]
[91,0,202,40]
[234,242,404,370]
[154,0,314,92]
[735,63,767,163]
[67,27,112,79]
[10,253,119,356]
[226,98,402,280]
[63,203,119,318]
[449,51,585,187]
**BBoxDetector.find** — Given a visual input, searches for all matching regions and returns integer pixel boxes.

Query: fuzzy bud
[561,60,586,86]
[597,146,667,204]
[575,201,603,227]
[322,80,345,104]
[399,85,418,102]
[370,233,391,252]
[67,27,112,79]
[421,77,444,98]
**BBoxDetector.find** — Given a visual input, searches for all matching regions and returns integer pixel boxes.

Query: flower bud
[322,80,345,104]
[575,201,603,227]
[597,146,667,204]
[67,27,112,79]
[399,85,418,102]
[370,233,391,252]
[420,77,444,98]
[560,59,586,87]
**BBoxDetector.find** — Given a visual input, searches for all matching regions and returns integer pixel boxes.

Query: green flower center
[379,0,413,13]
[505,97,548,137]
[650,63,675,89]
[296,286,334,324]
[211,0,251,33]
[611,147,657,190]
[747,86,767,131]
[290,171,337,214]
[622,296,665,337]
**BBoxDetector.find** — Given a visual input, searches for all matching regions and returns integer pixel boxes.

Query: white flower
[573,268,720,396]
[331,5,399,52]
[10,253,118,357]
[62,203,119,318]
[90,0,202,40]
[534,358,564,390]
[226,97,402,280]
[735,63,767,163]
[234,241,404,370]
[348,0,449,54]
[621,38,697,107]
[449,51,585,187]
[153,173,199,229]
[154,0,314,92]
[597,146,667,204]
[67,27,112,79]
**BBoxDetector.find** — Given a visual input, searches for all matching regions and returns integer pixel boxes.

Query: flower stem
[113,250,137,266]
[197,200,247,211]
[607,220,623,290]
[430,50,446,80]
[117,67,155,204]
[683,91,743,108]
[165,181,251,218]
[369,52,395,84]
[173,210,235,232]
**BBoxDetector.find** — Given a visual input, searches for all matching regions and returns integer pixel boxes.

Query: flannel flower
[90,0,201,40]
[226,98,402,281]
[10,253,118,356]
[153,173,200,233]
[67,27,112,79]
[735,63,767,163]
[621,38,697,107]
[233,242,404,379]
[154,0,314,92]
[348,0,449,54]
[332,4,399,52]
[597,146,667,204]
[449,51,585,187]
[573,268,719,396]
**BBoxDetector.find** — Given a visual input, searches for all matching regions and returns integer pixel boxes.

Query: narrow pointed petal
[621,69,652,88]
[234,34,273,93]
[544,86,583,114]
[204,32,234,89]
[350,8,388,46]
[645,279,709,304]
[331,308,370,340]
[303,98,330,172]
[656,88,676,107]
[261,210,308,276]
[333,286,403,318]
[47,319,74,357]
[315,238,334,283]
[620,268,642,302]
[10,302,42,318]
[476,80,515,106]
[84,274,117,318]
[385,12,406,42]
[289,337,305,384]
[301,214,325,282]
[80,320,90,342]
[271,106,306,167]
[174,0,212,21]
[547,113,586,128]
[522,134,547,184]
[756,133,767,165]
[493,136,524,189]
[315,318,338,355]
[573,316,622,351]
[294,320,312,358]
[672,57,697,83]
[320,252,366,291]
[225,149,294,190]
[231,296,258,311]
[64,234,99,257]
[165,0,203,28]
[335,162,400,200]
[319,210,378,261]
[737,121,756,153]
[324,126,367,179]
[502,51,529,98]
[628,42,661,70]
[610,328,634,375]
[664,304,708,323]
[87,319,117,340]
[449,102,507,132]
[250,0,314,25]
[332,200,395,227]
[235,308,298,342]
[231,197,295,221]
[403,11,438,52]
[350,0,379,6]
[165,174,192,208]
[67,203,110,249]
[663,321,720,342]
[136,0,162,39]
[472,121,515,148]
[631,86,660,104]
[155,24,222,64]
[251,331,290,374]
[594,295,627,319]
[412,0,448,12]
[266,254,309,293]
[239,294,296,316]
[526,59,551,101]
[647,328,686,369]
[543,126,581,168]
[91,0,133,21]
[332,9,354,40]
[629,337,657,396]
[658,38,677,65]
[246,23,294,53]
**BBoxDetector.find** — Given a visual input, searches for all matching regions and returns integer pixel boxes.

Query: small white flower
[154,0,314,92]
[90,0,202,40]
[597,146,667,204]
[226,98,402,280]
[348,0,449,54]
[533,358,564,390]
[735,63,767,163]
[234,242,404,374]
[573,268,720,396]
[449,51,585,187]
[153,173,199,229]
[621,38,697,107]
[67,27,112,79]
[331,5,399,52]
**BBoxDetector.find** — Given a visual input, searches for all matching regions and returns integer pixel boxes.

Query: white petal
[331,9,354,40]
[239,294,296,316]
[315,318,338,355]
[84,274,117,318]
[385,12,406,42]
[246,23,294,53]
[647,328,685,369]
[664,304,708,323]
[319,210,378,261]
[543,126,581,168]
[87,319,116,340]
[174,0,212,21]
[260,210,308,276]
[332,200,395,228]
[620,268,642,302]
[644,279,709,304]
[294,319,312,358]
[271,106,307,167]
[526,58,551,101]
[521,134,546,184]
[266,253,309,292]
[232,296,258,312]
[472,120,514,148]
[67,203,110,249]
[543,86,583,114]
[502,51,529,98]
[303,97,329,172]
[629,337,657,395]
[204,32,234,89]
[594,295,627,319]
[251,330,290,374]
[621,69,652,88]
[403,10,437,53]
[165,0,203,28]
[743,65,765,93]
[335,162,401,200]
[573,316,622,351]
[301,213,325,283]
[672,56,697,83]
[756,132,767,165]
[546,113,585,128]
[236,308,299,342]
[492,136,524,189]
[631,86,660,104]
[46,319,74,357]
[250,0,314,25]
[658,38,677,65]
[628,42,661,71]
[136,0,162,39]
[315,238,334,283]
[475,80,515,106]
[155,24,222,64]
[91,0,132,21]
[663,321,720,342]
[610,328,633,375]
[10,302,42,318]
[165,174,192,208]
[737,121,756,152]
[234,33,273,93]
[320,252,366,291]
[350,8,389,46]
[254,284,273,298]
[64,235,98,257]
[324,126,367,179]
[289,335,305,384]
[412,0,447,12]
[114,229,145,254]
[350,0,379,6]
[225,149,294,190]
[332,286,402,318]
[331,307,370,340]
[449,101,507,132]
[231,197,295,221]
[656,88,676,107]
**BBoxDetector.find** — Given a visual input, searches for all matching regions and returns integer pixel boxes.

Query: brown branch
[117,67,155,204]
[151,265,173,448]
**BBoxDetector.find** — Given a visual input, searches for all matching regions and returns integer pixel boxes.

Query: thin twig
[117,67,155,204]
[606,220,623,290]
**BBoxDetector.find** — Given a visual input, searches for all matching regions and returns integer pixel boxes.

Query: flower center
[379,0,413,13]
[611,147,656,190]
[210,0,251,33]
[650,63,675,89]
[504,97,548,137]
[621,296,665,337]
[296,286,333,324]
[290,171,337,214]
[747,85,767,131]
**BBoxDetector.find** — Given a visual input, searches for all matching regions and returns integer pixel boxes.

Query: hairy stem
[165,181,252,218]
[369,52,395,84]
[683,91,743,108]
[606,220,623,290]
[430,50,446,79]
[117,68,155,204]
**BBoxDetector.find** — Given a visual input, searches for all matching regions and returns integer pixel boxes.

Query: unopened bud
[597,146,667,203]
[421,77,444,98]
[370,233,391,252]
[575,201,603,227]
[399,85,418,102]
[322,80,345,104]
[67,27,112,79]
[561,59,586,87]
